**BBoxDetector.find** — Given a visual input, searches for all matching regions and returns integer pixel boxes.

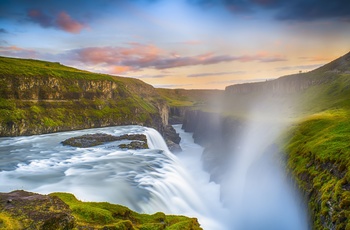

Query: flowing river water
[0,124,308,229]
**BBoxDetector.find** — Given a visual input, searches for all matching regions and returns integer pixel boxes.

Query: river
[0,124,308,229]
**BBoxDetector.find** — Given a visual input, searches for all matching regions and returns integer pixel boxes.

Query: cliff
[0,190,202,229]
[0,56,169,136]
[182,51,350,229]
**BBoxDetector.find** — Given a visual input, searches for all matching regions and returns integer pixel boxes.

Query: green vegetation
[279,53,350,229]
[156,88,222,108]
[285,110,350,229]
[0,56,114,81]
[50,192,202,230]
[284,109,350,229]
[0,212,21,229]
[0,56,166,136]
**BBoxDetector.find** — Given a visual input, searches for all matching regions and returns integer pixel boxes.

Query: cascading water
[0,125,225,229]
[0,122,308,229]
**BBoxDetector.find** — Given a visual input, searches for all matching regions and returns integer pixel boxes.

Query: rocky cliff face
[169,106,190,124]
[0,57,170,137]
[182,110,244,182]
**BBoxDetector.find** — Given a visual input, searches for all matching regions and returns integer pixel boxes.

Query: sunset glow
[1,0,349,89]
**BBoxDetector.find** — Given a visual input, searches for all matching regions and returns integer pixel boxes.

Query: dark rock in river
[163,125,182,152]
[166,139,182,153]
[118,141,148,150]
[62,133,148,148]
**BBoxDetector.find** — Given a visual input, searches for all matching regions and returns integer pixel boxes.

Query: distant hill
[0,56,168,136]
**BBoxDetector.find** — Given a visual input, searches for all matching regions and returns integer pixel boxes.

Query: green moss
[50,193,202,230]
[0,212,22,229]
[284,109,350,229]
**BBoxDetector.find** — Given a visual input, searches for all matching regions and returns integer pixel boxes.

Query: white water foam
[0,125,224,229]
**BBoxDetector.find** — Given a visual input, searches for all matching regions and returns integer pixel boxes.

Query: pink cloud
[71,44,287,72]
[56,12,85,34]
[27,9,86,34]
[0,46,37,58]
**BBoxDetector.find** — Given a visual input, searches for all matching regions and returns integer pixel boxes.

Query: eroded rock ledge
[62,133,148,149]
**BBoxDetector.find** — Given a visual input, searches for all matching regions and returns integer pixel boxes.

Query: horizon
[1,0,350,89]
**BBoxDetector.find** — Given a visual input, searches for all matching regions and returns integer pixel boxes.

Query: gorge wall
[0,57,169,137]
[180,59,350,229]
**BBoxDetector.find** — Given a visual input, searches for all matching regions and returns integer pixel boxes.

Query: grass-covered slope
[284,110,350,230]
[273,52,350,230]
[156,88,223,108]
[52,193,202,230]
[0,190,202,229]
[0,56,167,136]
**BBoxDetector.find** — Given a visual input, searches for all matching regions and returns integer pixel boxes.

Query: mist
[216,91,309,229]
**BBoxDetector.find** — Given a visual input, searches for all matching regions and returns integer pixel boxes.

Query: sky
[1,0,350,89]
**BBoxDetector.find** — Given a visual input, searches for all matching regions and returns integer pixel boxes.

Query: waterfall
[0,125,225,229]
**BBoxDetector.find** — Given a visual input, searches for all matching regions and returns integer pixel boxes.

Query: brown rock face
[0,190,75,229]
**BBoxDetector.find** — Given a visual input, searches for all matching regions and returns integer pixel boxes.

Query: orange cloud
[110,66,133,74]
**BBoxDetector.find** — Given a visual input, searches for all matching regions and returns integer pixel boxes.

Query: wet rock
[62,133,148,148]
[166,139,182,153]
[118,141,148,150]
[163,125,182,152]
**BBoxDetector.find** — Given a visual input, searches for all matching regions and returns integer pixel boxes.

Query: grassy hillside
[156,88,223,108]
[282,62,350,229]
[0,190,202,229]
[52,193,202,230]
[0,56,166,136]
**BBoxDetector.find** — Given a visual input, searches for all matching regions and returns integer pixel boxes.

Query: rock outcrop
[182,110,244,182]
[0,190,74,229]
[62,133,148,149]
[0,190,203,229]
[163,125,182,152]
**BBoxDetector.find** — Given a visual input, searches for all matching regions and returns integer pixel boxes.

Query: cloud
[189,0,350,21]
[209,78,274,85]
[0,45,38,58]
[56,12,86,33]
[179,40,202,45]
[153,84,193,88]
[110,66,133,74]
[236,53,287,62]
[135,74,167,78]
[187,71,245,77]
[0,28,8,33]
[71,44,286,72]
[298,56,333,62]
[276,64,323,71]
[27,9,54,28]
[27,9,86,33]
[275,0,350,21]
